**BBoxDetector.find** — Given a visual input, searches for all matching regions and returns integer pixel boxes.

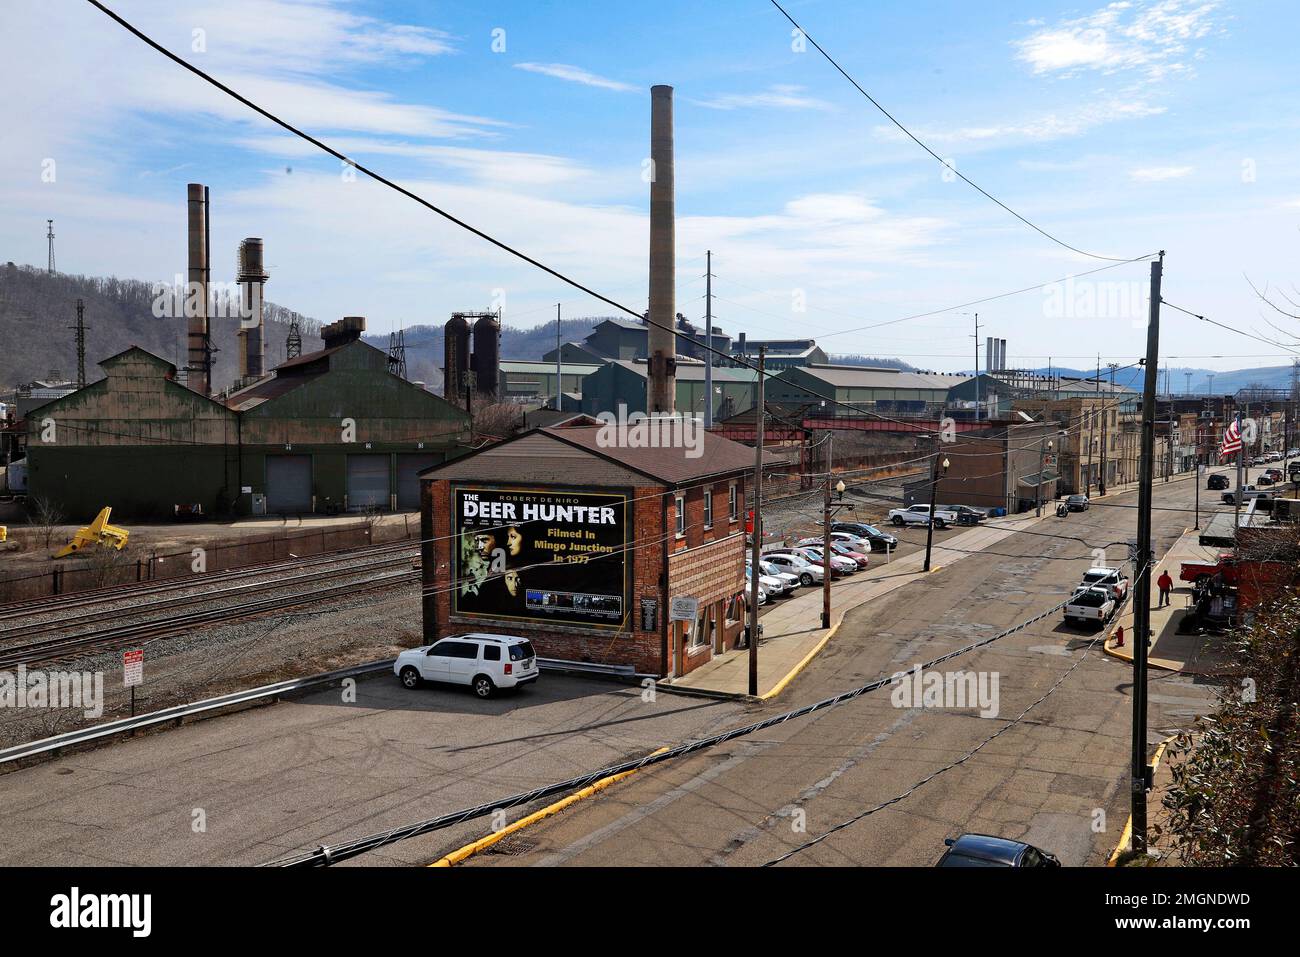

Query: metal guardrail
[0,659,395,768]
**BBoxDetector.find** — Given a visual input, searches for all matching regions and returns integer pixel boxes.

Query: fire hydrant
[1114,625,1125,648]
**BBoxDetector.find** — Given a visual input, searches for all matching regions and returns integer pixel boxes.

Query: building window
[675,495,685,537]
[703,489,713,529]
[729,483,738,522]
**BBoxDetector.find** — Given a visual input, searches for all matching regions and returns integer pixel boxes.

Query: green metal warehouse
[24,320,470,520]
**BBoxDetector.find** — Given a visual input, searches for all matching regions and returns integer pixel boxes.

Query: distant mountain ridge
[0,263,317,392]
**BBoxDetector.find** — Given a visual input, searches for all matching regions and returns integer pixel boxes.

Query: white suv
[395,633,539,698]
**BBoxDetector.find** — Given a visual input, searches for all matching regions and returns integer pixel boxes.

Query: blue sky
[4,0,1300,374]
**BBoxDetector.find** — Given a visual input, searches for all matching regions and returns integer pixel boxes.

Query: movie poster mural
[451,485,630,630]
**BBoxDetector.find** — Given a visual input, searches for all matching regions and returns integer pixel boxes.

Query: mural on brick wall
[451,485,630,630]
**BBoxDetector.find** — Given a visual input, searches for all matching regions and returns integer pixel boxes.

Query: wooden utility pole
[555,303,562,411]
[748,347,766,697]
[821,431,833,629]
[1130,251,1164,856]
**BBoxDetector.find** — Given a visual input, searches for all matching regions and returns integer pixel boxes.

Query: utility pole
[69,298,87,389]
[922,441,948,573]
[972,313,981,424]
[555,303,562,411]
[1035,434,1053,517]
[1087,403,1096,494]
[705,250,714,428]
[1098,356,1108,496]
[1131,251,1164,856]
[46,219,55,275]
[821,431,834,629]
[748,347,766,697]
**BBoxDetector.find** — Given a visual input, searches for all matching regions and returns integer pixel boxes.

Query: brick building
[419,423,754,677]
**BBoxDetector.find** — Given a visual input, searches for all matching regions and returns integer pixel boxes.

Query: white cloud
[1129,165,1194,181]
[1015,1,1225,81]
[513,63,635,92]
[693,85,835,112]
[875,95,1165,147]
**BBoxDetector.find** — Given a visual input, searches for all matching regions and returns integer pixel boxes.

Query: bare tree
[472,402,525,441]
[26,495,64,553]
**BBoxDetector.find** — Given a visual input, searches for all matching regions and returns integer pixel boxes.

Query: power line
[1162,298,1300,358]
[84,0,1142,436]
[768,0,1140,263]
[264,589,1081,866]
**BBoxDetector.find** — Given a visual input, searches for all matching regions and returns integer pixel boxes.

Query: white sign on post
[669,596,699,622]
[123,648,144,687]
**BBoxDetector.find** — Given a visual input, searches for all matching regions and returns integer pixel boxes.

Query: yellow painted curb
[428,746,670,867]
[1106,735,1176,867]
[759,618,841,701]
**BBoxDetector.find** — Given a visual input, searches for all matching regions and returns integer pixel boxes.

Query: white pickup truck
[1063,586,1116,627]
[887,504,959,529]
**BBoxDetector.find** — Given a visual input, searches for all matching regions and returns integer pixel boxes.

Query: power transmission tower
[46,220,55,275]
[286,316,302,359]
[387,327,408,379]
[69,298,88,388]
[1184,371,1192,396]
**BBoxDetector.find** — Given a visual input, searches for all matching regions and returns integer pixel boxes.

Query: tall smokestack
[999,339,1007,371]
[237,238,268,380]
[647,84,676,414]
[186,183,210,395]
[985,336,994,373]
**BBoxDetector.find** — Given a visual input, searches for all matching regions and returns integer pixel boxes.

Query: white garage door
[266,455,312,513]
[347,454,390,511]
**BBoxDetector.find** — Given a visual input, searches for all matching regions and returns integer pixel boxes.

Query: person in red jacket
[1157,569,1174,607]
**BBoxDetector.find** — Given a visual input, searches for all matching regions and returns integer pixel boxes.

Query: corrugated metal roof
[609,360,758,383]
[796,365,971,390]
[499,360,604,375]
[544,425,758,485]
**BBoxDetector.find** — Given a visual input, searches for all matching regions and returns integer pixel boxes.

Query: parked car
[763,551,824,585]
[1222,485,1274,505]
[395,633,538,698]
[1257,475,1275,486]
[1063,586,1115,627]
[1264,468,1284,482]
[1206,473,1230,490]
[828,530,873,552]
[744,565,778,604]
[936,834,1061,868]
[797,538,870,568]
[753,558,800,593]
[1180,554,1240,586]
[790,545,857,575]
[887,504,958,528]
[1064,494,1090,512]
[937,504,987,522]
[1079,566,1129,601]
[830,521,898,551]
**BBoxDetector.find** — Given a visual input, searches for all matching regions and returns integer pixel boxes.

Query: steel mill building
[23,319,470,519]
[419,423,756,677]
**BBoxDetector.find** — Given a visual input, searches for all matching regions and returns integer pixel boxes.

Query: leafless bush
[26,495,64,552]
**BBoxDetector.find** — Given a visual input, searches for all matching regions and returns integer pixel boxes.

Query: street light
[923,453,950,572]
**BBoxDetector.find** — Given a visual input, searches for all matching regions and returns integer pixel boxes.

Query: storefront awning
[1017,471,1059,489]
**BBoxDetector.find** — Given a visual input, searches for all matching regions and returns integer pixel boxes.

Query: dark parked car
[1064,494,1089,511]
[936,834,1062,868]
[829,521,898,551]
[1206,473,1229,490]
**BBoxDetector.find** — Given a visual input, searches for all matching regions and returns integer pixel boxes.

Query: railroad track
[0,539,418,620]
[0,569,419,670]
[0,551,418,642]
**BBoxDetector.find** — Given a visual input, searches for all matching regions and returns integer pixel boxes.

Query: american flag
[1218,419,1243,460]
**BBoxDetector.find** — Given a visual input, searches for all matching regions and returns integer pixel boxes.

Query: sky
[3,0,1300,375]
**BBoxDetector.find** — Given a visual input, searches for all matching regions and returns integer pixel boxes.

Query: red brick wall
[423,473,746,678]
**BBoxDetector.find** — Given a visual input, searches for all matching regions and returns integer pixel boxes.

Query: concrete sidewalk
[668,512,1053,699]
[1104,526,1231,675]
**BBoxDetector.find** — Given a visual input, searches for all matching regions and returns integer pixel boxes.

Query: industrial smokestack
[999,339,1007,371]
[646,84,676,414]
[237,238,268,380]
[186,183,210,395]
[985,337,994,374]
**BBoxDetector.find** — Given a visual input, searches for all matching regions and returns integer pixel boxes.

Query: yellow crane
[55,507,129,558]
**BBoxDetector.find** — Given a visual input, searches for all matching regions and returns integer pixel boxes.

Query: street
[0,476,1221,867]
